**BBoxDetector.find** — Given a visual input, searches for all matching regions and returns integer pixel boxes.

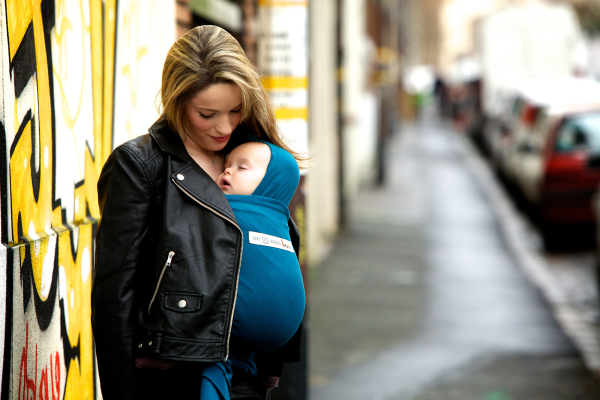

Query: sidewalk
[307,113,600,400]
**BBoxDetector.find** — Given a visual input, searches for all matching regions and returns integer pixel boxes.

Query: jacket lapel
[148,119,190,161]
[149,119,237,223]
[171,161,237,223]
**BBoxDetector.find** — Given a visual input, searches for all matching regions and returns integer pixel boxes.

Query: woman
[91,25,308,400]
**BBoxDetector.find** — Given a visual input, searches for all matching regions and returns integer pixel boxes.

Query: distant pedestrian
[92,25,308,400]
[434,75,448,117]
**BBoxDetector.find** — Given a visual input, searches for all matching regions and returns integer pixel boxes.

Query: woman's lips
[211,135,230,143]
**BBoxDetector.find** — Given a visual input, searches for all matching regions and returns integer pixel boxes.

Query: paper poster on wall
[257,1,308,161]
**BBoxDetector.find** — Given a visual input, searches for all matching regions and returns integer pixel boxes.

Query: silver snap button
[178,299,187,308]
[138,343,143,348]
[148,341,153,346]
[176,174,185,180]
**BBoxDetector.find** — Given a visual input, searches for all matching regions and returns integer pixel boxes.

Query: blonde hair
[160,25,309,169]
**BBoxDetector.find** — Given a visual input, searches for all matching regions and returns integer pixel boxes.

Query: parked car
[481,92,524,174]
[485,78,566,187]
[502,99,545,188]
[511,103,600,248]
[485,78,600,188]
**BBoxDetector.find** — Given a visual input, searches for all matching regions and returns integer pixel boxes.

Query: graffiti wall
[0,1,174,398]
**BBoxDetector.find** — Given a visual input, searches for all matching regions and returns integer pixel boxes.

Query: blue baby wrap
[199,352,256,400]
[227,137,306,352]
[200,136,305,400]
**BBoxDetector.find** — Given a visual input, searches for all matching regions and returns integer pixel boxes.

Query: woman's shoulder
[110,119,177,165]
[102,132,165,186]
[113,134,160,162]
[99,133,166,198]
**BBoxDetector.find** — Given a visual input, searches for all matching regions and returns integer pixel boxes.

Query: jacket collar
[148,119,190,161]
[149,119,238,223]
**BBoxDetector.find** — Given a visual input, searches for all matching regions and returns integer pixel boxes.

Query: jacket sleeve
[92,145,154,400]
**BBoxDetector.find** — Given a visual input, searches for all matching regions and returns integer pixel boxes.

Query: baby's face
[218,142,270,195]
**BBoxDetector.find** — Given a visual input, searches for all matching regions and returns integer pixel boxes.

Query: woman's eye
[199,112,215,119]
[231,109,241,114]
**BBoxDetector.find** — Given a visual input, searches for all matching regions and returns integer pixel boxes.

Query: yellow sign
[262,76,307,90]
[258,0,307,6]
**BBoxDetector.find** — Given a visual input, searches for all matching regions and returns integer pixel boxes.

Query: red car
[540,106,600,224]
[509,103,600,248]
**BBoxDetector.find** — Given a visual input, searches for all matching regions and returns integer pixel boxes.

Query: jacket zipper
[148,251,176,313]
[172,179,243,361]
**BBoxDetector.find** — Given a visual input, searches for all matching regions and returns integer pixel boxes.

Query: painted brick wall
[0,1,174,398]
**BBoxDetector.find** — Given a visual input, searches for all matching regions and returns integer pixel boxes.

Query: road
[307,110,600,400]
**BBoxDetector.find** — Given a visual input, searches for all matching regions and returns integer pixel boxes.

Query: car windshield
[555,112,600,153]
[510,97,524,120]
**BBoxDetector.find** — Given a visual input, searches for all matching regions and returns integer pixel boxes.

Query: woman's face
[184,83,243,151]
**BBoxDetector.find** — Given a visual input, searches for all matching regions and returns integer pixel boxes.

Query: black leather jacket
[91,120,301,399]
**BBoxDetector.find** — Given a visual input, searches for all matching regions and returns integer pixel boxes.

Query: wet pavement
[307,112,600,399]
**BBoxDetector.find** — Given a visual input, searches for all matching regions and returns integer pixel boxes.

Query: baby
[217,139,305,353]
[218,141,271,195]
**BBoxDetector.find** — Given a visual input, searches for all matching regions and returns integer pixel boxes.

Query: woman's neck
[183,141,224,182]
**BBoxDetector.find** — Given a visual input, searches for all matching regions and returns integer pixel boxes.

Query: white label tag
[248,231,295,253]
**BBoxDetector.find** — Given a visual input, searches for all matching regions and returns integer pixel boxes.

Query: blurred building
[300,0,404,265]
[433,0,600,79]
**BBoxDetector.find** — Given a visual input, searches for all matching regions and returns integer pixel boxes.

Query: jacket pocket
[163,292,202,313]
[148,251,175,313]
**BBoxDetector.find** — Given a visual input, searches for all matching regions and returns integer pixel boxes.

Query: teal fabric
[251,137,300,206]
[226,137,305,352]
[199,352,257,400]
[200,361,232,400]
[201,135,305,400]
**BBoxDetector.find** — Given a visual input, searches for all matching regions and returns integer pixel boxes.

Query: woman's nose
[217,115,235,134]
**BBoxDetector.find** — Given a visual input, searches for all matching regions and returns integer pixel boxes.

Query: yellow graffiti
[9,0,107,266]
[50,0,100,220]
[8,1,55,248]
[53,0,74,46]
[90,0,104,174]
[8,1,54,299]
[4,0,117,398]
[5,0,33,60]
[52,13,85,130]
[57,225,94,400]
[103,0,117,165]
[9,116,55,297]
[3,0,175,397]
